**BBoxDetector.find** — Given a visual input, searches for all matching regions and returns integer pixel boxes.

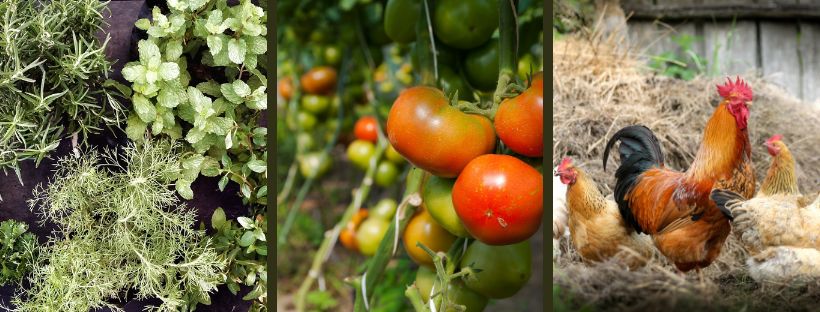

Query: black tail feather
[710,189,745,221]
[602,125,665,234]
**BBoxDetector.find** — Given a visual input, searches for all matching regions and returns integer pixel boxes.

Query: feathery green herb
[16,141,224,312]
[0,0,124,174]
[123,0,267,207]
[0,219,37,285]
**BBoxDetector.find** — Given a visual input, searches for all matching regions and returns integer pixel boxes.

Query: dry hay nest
[552,32,820,312]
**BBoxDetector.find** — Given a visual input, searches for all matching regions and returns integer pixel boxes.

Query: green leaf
[220,83,243,104]
[232,80,251,98]
[157,87,180,108]
[125,114,147,141]
[135,18,151,30]
[238,231,255,247]
[159,62,180,81]
[186,128,206,144]
[182,154,205,170]
[227,38,247,64]
[175,179,194,200]
[197,81,222,97]
[247,160,266,173]
[211,207,226,229]
[201,156,221,177]
[122,64,146,83]
[207,35,224,56]
[132,94,156,122]
[218,175,229,191]
[245,36,267,55]
[237,217,254,229]
[138,40,162,65]
[165,39,183,61]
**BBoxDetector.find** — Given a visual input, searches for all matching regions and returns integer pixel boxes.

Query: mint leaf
[159,62,180,81]
[227,38,247,64]
[232,80,251,97]
[133,94,156,122]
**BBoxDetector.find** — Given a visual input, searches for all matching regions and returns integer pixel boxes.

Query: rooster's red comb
[766,134,783,145]
[717,76,753,102]
[559,157,573,169]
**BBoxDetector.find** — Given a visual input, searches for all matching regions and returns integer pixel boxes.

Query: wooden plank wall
[622,0,820,105]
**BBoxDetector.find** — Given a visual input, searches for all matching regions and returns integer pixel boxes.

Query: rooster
[711,135,820,254]
[603,77,755,272]
[555,157,655,268]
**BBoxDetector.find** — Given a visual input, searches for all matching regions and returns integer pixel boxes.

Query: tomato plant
[461,240,532,299]
[356,218,390,256]
[433,0,498,50]
[346,139,376,170]
[386,87,495,178]
[384,0,420,44]
[463,38,500,91]
[354,116,379,143]
[421,176,470,237]
[340,209,369,252]
[301,66,337,94]
[452,154,543,245]
[402,210,457,267]
[495,72,544,157]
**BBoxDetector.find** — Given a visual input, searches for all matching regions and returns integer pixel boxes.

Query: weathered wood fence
[621,0,820,104]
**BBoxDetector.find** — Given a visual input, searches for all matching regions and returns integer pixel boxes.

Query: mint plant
[211,208,267,311]
[122,0,267,206]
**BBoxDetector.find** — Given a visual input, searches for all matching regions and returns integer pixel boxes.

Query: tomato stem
[494,0,519,106]
[415,0,438,86]
[405,285,431,312]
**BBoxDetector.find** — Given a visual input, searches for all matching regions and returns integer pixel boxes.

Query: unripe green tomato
[297,111,318,131]
[324,45,341,66]
[433,0,498,50]
[355,218,390,256]
[296,133,315,152]
[463,39,499,91]
[384,0,420,43]
[518,54,536,81]
[385,144,405,164]
[461,240,531,299]
[375,161,400,187]
[422,176,470,237]
[298,152,332,179]
[346,140,376,170]
[370,198,398,220]
[301,95,330,114]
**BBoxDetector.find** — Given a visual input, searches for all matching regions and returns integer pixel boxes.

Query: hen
[555,157,655,268]
[603,77,755,272]
[711,135,820,254]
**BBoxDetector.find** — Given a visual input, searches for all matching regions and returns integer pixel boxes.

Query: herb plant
[16,141,224,312]
[122,0,268,207]
[210,208,267,311]
[0,219,37,285]
[0,0,124,175]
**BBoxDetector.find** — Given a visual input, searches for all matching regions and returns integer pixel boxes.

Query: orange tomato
[278,77,293,101]
[340,209,369,251]
[301,67,337,94]
[403,210,457,267]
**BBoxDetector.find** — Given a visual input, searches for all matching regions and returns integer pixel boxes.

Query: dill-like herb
[15,141,224,312]
[0,0,124,175]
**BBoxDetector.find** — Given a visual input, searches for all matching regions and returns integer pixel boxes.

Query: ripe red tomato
[386,87,495,178]
[278,78,293,101]
[301,67,337,94]
[494,72,543,157]
[354,116,379,143]
[452,154,543,245]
